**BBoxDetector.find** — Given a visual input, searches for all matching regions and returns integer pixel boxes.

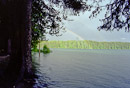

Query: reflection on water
[33,49,130,88]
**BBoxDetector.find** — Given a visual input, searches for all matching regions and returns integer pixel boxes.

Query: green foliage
[31,40,39,51]
[40,40,130,50]
[31,43,38,52]
[31,44,51,54]
[42,45,51,54]
[31,0,64,48]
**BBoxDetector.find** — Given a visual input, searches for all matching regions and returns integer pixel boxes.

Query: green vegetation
[32,44,51,54]
[41,45,51,54]
[31,42,39,52]
[40,40,130,49]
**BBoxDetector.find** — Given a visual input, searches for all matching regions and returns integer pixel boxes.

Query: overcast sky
[47,1,130,42]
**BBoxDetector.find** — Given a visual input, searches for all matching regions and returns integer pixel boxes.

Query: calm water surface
[33,49,130,88]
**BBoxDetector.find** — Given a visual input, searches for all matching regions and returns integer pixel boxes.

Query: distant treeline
[40,40,130,49]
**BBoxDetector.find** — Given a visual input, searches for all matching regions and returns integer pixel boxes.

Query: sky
[46,1,130,42]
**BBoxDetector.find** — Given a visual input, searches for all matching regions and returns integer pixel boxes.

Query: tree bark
[0,0,33,84]
[21,0,33,78]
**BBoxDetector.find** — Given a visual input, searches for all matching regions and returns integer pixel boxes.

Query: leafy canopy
[31,0,130,47]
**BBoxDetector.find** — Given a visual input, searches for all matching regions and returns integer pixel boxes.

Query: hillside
[40,40,130,49]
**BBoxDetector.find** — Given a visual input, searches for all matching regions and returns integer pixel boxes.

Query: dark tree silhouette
[31,0,129,49]
[89,0,130,31]
[0,0,32,86]
[32,0,129,37]
[31,0,63,47]
[51,0,130,31]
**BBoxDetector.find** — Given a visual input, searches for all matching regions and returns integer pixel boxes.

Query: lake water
[33,49,130,88]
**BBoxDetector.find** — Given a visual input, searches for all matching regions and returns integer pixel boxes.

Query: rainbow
[65,29,94,49]
[65,29,85,41]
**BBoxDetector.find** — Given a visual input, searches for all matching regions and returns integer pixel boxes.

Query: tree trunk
[0,0,33,85]
[21,0,33,78]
